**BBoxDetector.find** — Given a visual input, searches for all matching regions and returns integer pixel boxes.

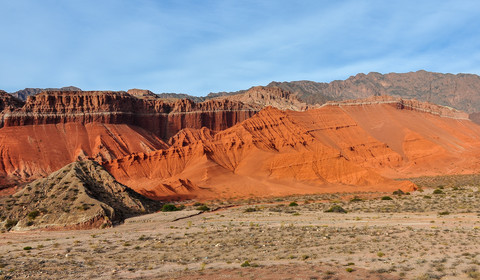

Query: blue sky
[1,0,480,96]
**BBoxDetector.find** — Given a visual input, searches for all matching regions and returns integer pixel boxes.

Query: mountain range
[2,70,480,229]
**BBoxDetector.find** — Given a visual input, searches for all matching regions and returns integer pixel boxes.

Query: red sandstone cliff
[2,90,258,139]
[0,90,258,187]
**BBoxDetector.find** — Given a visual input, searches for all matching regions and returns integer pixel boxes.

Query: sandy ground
[2,187,480,279]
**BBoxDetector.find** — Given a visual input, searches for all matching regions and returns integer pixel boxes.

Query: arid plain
[3,175,480,279]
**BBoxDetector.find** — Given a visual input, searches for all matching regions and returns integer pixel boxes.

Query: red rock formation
[0,123,167,186]
[104,98,480,200]
[0,90,258,187]
[0,91,24,112]
[2,90,258,139]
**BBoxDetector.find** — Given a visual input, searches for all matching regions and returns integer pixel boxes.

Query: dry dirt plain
[2,180,480,279]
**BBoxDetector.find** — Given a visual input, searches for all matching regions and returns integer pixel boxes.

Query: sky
[1,0,480,96]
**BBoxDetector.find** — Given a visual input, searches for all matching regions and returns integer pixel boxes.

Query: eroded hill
[0,160,162,231]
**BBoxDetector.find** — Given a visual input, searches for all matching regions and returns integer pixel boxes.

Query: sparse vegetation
[244,207,259,212]
[196,205,210,211]
[393,189,405,195]
[325,205,347,213]
[433,189,444,195]
[27,210,40,220]
[161,204,180,212]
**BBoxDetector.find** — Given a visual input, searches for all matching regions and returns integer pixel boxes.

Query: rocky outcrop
[2,90,259,139]
[0,91,24,111]
[127,88,157,98]
[218,86,310,111]
[0,160,162,231]
[10,86,81,100]
[325,95,469,119]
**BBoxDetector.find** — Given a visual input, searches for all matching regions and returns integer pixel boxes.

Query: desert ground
[2,175,480,279]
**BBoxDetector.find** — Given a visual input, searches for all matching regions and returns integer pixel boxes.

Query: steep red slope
[0,123,166,187]
[104,96,480,200]
[102,109,416,199]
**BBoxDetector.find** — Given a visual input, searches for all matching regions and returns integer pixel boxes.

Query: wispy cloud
[0,0,479,95]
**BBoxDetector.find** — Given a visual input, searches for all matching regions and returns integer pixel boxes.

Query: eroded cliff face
[0,90,258,186]
[0,91,24,112]
[1,90,258,139]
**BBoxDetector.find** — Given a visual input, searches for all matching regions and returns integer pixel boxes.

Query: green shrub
[325,205,347,213]
[26,221,34,226]
[161,204,179,212]
[196,205,210,211]
[240,260,251,267]
[381,196,393,200]
[244,207,258,213]
[393,189,405,195]
[23,246,32,251]
[289,202,298,207]
[350,196,362,202]
[346,267,354,273]
[439,211,450,216]
[27,210,40,220]
[433,189,444,195]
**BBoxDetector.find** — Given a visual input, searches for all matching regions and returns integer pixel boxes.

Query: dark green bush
[289,202,298,207]
[27,210,40,220]
[325,205,347,213]
[381,196,393,200]
[433,189,444,195]
[393,189,405,195]
[196,205,210,211]
[161,204,179,212]
[350,196,362,202]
